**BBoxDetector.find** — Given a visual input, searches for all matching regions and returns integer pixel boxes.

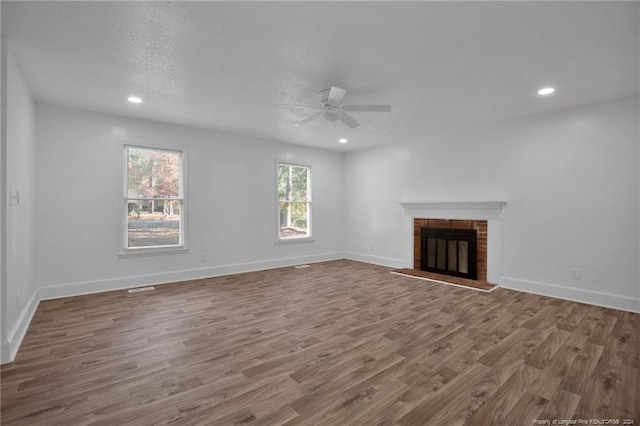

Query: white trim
[1,289,39,364]
[118,247,189,258]
[39,252,346,301]
[344,251,406,269]
[399,201,507,220]
[390,271,498,293]
[501,276,640,314]
[275,238,314,245]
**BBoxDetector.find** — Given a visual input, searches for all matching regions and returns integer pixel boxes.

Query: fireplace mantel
[399,201,507,220]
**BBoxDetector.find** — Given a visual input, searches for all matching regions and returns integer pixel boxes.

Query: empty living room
[1,1,639,425]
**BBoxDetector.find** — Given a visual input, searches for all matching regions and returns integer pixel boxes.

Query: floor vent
[128,286,156,293]
[294,264,311,269]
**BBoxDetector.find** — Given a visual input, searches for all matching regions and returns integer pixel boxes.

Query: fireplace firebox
[420,227,477,280]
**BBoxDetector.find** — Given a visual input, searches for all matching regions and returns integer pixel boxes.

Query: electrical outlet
[571,269,580,280]
[16,292,20,305]
[200,253,206,262]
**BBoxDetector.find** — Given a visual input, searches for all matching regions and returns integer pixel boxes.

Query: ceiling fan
[279,87,392,128]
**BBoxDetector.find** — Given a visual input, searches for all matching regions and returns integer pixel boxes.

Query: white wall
[33,104,345,297]
[345,96,640,312]
[637,5,640,309]
[0,36,7,362]
[1,40,37,362]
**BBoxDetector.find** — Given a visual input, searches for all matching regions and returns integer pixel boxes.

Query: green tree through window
[125,146,183,249]
[278,163,311,239]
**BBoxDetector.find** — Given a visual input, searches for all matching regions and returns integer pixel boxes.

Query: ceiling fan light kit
[285,86,392,129]
[323,107,342,122]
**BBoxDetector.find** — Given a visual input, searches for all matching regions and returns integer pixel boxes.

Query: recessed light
[537,87,555,96]
[128,96,142,103]
[338,138,348,144]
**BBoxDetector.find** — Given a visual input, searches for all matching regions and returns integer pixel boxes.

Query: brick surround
[413,219,488,282]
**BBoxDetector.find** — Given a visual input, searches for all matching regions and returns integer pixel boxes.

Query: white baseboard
[38,252,346,301]
[344,252,406,269]
[1,290,40,364]
[1,252,345,364]
[3,257,636,365]
[501,276,640,313]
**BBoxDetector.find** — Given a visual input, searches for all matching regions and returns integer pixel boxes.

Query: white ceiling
[2,1,638,151]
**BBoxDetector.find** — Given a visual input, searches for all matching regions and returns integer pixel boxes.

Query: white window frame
[276,161,312,243]
[120,143,188,257]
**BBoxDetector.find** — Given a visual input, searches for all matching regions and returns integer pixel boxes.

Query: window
[278,163,311,240]
[124,145,184,250]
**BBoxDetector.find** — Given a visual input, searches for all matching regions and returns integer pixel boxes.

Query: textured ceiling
[2,1,638,151]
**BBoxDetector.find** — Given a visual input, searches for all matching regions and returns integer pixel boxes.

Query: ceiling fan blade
[276,104,321,109]
[294,112,321,127]
[339,111,360,128]
[326,87,347,107]
[342,104,392,112]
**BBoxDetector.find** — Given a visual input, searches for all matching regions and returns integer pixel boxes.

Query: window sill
[275,237,315,245]
[118,247,190,259]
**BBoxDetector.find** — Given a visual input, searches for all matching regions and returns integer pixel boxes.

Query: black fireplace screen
[420,227,478,280]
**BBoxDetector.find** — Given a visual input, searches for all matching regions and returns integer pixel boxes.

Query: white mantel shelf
[399,201,507,220]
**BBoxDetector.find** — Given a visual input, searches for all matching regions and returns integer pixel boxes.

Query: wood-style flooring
[391,269,497,291]
[1,260,638,425]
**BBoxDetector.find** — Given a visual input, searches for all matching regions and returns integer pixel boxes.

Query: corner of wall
[0,35,9,366]
[1,289,40,364]
[637,59,640,305]
[1,37,38,364]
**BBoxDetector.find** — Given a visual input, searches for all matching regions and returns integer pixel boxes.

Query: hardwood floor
[1,260,638,425]
[391,269,497,291]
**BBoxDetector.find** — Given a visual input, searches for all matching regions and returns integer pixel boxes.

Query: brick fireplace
[399,201,506,285]
[414,219,487,282]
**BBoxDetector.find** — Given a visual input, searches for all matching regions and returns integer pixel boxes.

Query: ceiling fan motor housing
[289,86,389,128]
